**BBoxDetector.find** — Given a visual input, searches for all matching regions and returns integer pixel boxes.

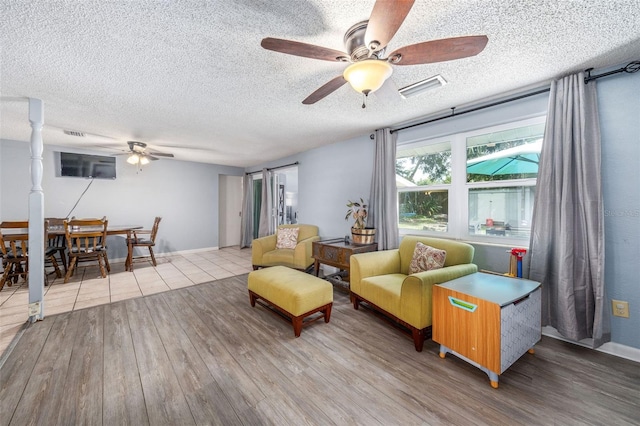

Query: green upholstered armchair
[350,235,477,351]
[251,224,320,271]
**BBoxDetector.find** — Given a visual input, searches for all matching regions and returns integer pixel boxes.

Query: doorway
[219,175,243,248]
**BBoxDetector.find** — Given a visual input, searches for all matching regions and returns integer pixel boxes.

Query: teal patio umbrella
[466,140,542,176]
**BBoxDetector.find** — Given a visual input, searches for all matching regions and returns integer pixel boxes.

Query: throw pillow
[408,242,446,274]
[275,227,299,249]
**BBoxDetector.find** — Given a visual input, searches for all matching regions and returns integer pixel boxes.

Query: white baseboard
[108,246,220,263]
[162,246,220,255]
[542,326,640,363]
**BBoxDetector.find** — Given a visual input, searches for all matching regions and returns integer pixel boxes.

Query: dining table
[109,225,144,272]
[4,224,143,273]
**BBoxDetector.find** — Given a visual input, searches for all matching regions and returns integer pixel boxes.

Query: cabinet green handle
[448,296,477,312]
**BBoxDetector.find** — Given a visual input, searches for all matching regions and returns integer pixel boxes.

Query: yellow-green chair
[251,224,320,271]
[350,236,477,351]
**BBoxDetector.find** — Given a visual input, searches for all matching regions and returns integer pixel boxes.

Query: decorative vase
[351,227,376,245]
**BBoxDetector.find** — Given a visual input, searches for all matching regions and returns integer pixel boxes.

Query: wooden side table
[312,239,377,282]
[432,272,541,388]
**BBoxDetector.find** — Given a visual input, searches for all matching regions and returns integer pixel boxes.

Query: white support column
[28,98,45,322]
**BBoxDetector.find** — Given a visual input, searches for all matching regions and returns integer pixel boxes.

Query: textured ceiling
[1,0,639,168]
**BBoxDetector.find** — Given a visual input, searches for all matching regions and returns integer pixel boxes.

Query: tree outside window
[397,141,451,232]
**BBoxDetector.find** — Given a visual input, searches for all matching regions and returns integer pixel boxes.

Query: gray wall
[599,69,640,349]
[299,135,374,239]
[249,67,639,350]
[0,140,244,259]
[245,134,374,240]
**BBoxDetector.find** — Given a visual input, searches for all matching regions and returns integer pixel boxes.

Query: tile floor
[0,247,253,356]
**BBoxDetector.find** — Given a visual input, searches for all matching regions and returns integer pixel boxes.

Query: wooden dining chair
[0,221,30,291]
[128,217,161,271]
[69,216,111,273]
[63,217,109,283]
[44,220,63,283]
[45,217,68,274]
[1,221,63,290]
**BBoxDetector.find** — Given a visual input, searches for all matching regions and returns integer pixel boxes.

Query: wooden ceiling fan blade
[261,38,349,62]
[302,75,348,105]
[365,0,415,53]
[388,36,488,66]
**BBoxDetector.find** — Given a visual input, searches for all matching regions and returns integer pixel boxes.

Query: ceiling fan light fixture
[139,155,150,165]
[399,74,447,99]
[343,59,393,94]
[127,153,140,164]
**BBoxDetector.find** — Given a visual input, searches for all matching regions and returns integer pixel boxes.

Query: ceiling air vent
[399,75,447,99]
[63,129,85,137]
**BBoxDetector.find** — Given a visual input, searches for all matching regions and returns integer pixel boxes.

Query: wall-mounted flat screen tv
[59,152,116,179]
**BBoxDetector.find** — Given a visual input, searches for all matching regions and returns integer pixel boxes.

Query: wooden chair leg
[411,328,425,352]
[149,247,157,266]
[97,255,106,278]
[8,264,17,286]
[48,255,62,278]
[59,250,68,274]
[65,258,77,283]
[103,251,111,272]
[15,262,27,282]
[0,263,11,291]
[20,261,28,282]
[351,294,360,310]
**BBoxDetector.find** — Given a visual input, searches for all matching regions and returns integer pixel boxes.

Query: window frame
[396,116,546,247]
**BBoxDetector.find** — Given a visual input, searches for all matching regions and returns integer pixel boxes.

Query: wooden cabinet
[312,239,377,281]
[433,272,541,388]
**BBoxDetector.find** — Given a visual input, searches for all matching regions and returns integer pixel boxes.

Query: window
[468,186,536,238]
[396,141,450,233]
[396,117,545,244]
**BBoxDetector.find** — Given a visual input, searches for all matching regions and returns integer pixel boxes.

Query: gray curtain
[258,168,274,237]
[368,128,399,250]
[240,174,253,248]
[528,72,609,348]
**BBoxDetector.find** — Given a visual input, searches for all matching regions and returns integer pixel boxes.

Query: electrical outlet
[612,300,629,318]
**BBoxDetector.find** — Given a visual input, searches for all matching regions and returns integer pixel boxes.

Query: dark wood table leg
[125,230,133,272]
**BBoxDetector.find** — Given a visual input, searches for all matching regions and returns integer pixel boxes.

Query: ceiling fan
[261,0,488,106]
[124,141,174,166]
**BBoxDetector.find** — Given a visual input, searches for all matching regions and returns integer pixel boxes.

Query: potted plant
[345,198,376,244]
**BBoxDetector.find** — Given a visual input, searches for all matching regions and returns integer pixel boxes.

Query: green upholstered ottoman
[248,266,333,337]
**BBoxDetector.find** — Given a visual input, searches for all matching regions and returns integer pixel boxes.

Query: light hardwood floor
[1,267,638,425]
[0,247,254,356]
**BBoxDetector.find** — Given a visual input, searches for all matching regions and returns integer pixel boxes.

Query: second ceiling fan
[261,0,488,105]
[125,141,174,166]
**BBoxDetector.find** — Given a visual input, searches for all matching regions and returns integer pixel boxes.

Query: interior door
[219,175,243,248]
